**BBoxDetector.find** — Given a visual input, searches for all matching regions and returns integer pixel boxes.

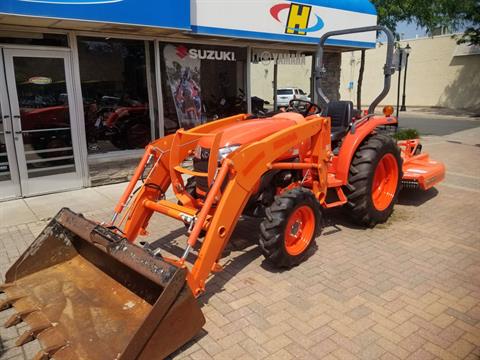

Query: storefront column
[311,53,317,105]
[273,62,278,109]
[246,46,252,114]
[145,41,156,141]
[323,53,341,101]
[154,40,165,138]
[67,31,89,187]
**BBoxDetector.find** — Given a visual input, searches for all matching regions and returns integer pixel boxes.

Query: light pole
[395,47,403,118]
[400,43,411,111]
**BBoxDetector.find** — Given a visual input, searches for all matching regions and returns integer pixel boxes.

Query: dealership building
[0,0,377,200]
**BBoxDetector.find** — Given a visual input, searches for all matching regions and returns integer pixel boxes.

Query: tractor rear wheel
[259,188,322,268]
[344,134,402,227]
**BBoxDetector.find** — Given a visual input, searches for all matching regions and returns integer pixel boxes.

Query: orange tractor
[1,26,444,359]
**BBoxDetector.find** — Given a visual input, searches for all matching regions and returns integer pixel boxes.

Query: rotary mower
[0,26,444,359]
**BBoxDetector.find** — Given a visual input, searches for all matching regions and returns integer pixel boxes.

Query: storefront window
[77,36,152,154]
[159,43,247,134]
[0,32,68,47]
[251,48,313,110]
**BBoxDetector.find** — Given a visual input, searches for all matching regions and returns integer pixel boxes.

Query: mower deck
[402,153,445,190]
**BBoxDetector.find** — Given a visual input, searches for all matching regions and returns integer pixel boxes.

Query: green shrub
[394,128,420,140]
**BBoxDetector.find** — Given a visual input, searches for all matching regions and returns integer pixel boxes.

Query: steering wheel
[288,99,321,116]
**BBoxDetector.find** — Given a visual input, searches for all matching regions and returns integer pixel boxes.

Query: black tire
[126,122,150,149]
[110,132,127,150]
[259,188,322,268]
[344,133,402,227]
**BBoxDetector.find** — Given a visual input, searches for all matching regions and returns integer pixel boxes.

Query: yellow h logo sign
[285,3,312,35]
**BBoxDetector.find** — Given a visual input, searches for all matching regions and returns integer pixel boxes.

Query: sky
[396,21,428,40]
[396,20,471,40]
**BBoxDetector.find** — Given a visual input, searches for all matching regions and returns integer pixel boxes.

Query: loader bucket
[0,208,205,360]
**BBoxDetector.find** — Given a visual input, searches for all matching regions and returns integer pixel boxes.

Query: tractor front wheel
[259,188,322,268]
[344,134,402,227]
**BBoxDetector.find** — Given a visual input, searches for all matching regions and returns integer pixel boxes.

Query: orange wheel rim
[371,153,399,211]
[284,205,315,256]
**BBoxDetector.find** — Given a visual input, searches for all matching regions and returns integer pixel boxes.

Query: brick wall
[321,52,341,102]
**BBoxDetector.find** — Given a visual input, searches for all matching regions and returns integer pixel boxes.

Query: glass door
[2,48,83,197]
[0,51,21,200]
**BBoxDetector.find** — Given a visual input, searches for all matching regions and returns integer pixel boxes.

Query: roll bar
[315,25,396,115]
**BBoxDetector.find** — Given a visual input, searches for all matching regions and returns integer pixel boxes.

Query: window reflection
[77,37,151,153]
[0,32,68,47]
[14,57,75,178]
[159,43,247,134]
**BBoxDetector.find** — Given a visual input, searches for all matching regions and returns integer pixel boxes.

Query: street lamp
[400,43,411,111]
[395,44,403,118]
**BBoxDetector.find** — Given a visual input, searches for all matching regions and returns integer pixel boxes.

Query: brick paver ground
[0,134,479,359]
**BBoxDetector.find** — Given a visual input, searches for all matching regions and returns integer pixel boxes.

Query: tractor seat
[326,100,353,143]
[331,127,347,142]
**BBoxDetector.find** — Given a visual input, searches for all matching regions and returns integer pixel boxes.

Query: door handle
[13,115,21,119]
[5,130,12,134]
[14,130,22,134]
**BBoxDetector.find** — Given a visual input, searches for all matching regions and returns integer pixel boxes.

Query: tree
[355,0,479,110]
[453,0,480,46]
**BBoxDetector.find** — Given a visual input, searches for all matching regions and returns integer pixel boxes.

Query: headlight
[218,144,241,160]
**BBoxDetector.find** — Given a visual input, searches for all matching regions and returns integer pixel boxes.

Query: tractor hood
[197,113,305,149]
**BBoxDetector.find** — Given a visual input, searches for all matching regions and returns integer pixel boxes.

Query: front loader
[1,26,445,359]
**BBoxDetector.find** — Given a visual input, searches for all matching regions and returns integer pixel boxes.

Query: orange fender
[335,115,398,184]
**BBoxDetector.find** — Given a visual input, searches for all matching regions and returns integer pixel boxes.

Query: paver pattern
[0,135,479,359]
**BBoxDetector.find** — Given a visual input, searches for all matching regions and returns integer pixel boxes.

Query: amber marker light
[383,105,394,116]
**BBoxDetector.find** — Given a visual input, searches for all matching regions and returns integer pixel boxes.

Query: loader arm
[119,116,331,296]
[120,114,249,240]
[188,116,331,295]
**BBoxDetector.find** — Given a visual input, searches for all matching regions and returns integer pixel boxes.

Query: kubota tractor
[0,26,445,359]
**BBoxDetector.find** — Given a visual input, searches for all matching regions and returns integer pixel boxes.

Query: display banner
[163,44,203,129]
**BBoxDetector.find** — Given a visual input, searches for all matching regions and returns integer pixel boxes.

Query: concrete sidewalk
[0,128,479,360]
[1,182,125,228]
[405,107,480,120]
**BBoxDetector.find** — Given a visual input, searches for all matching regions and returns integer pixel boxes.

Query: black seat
[326,101,354,143]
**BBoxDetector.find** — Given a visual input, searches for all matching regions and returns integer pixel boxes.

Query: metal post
[154,40,165,138]
[400,52,410,112]
[396,50,403,118]
[273,62,278,110]
[246,46,252,114]
[310,53,316,104]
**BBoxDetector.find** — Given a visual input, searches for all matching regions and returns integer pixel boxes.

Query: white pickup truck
[276,87,310,108]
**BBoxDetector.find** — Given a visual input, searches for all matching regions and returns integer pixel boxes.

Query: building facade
[340,34,480,111]
[0,0,377,201]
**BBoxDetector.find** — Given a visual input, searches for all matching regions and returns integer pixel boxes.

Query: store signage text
[252,50,306,66]
[176,45,236,61]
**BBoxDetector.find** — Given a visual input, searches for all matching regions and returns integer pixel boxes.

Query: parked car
[275,87,310,108]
